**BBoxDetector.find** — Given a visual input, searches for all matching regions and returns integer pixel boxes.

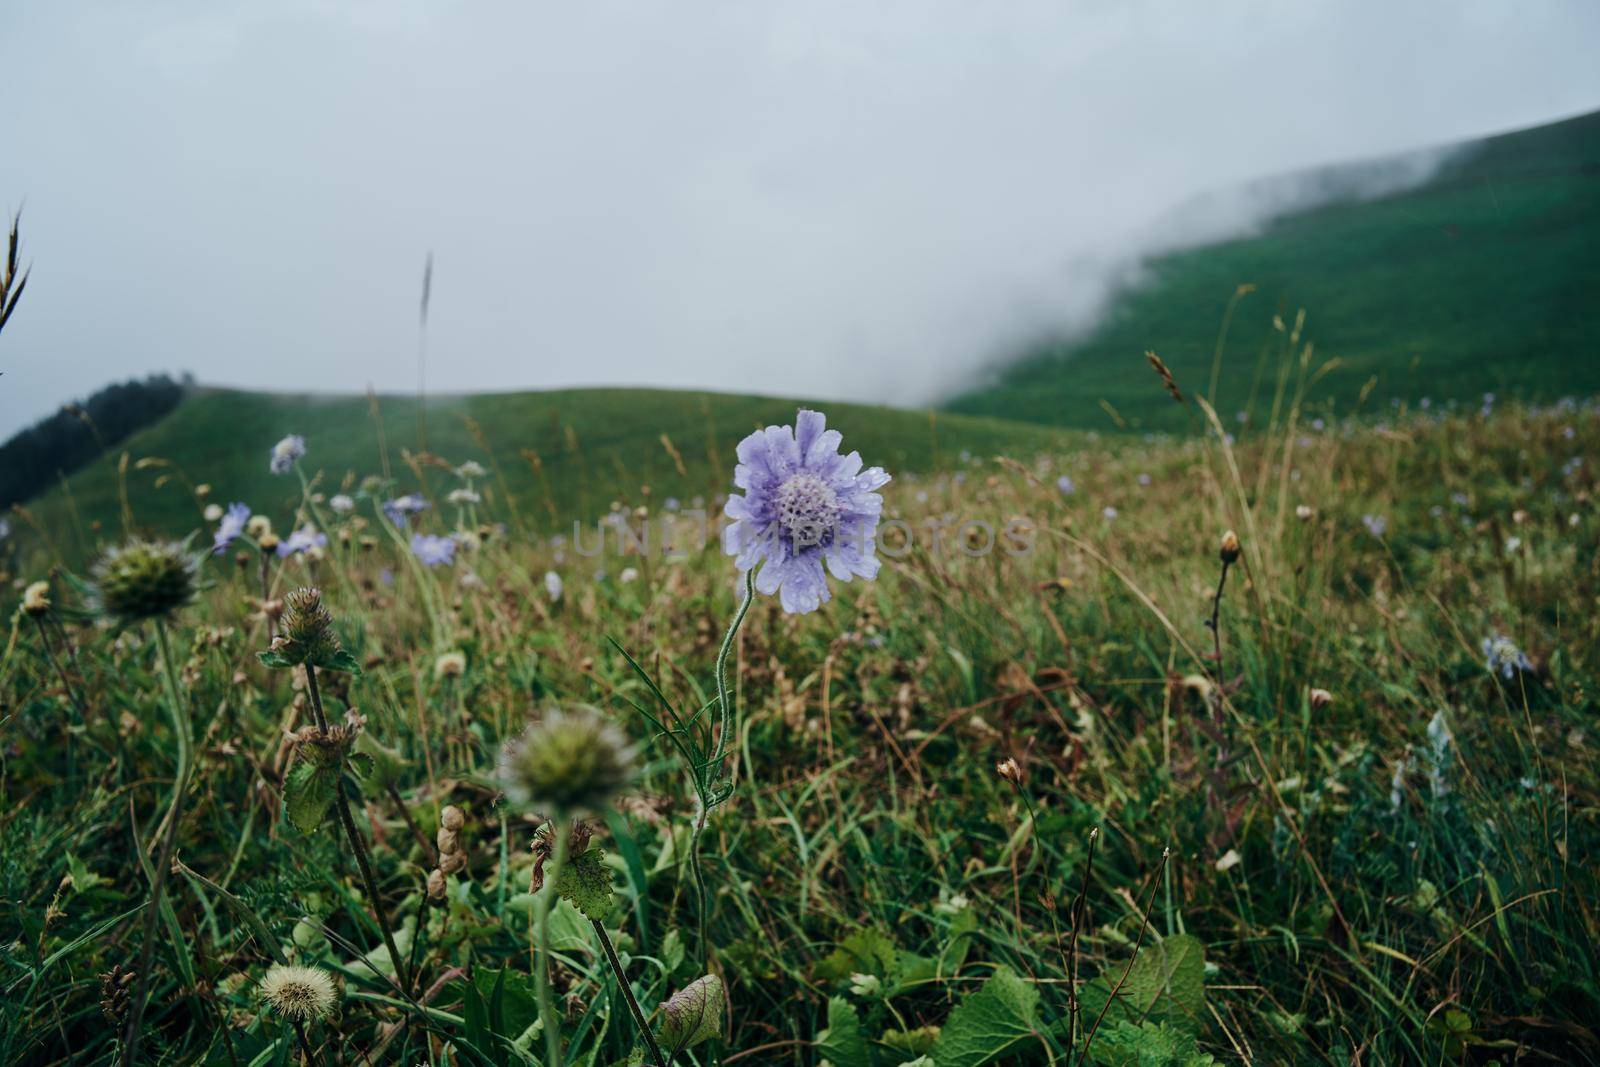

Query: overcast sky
[2,1,1597,438]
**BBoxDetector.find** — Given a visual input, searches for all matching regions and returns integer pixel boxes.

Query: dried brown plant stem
[1076,847,1170,1067]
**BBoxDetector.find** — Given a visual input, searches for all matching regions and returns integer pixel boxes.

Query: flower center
[775,472,841,550]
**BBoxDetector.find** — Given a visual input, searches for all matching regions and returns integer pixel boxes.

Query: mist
[2,1,1598,437]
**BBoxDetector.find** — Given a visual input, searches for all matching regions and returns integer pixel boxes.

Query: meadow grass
[1,371,1597,1064]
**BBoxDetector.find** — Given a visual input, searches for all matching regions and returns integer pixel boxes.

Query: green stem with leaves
[303,662,410,994]
[534,818,572,1067]
[689,569,754,960]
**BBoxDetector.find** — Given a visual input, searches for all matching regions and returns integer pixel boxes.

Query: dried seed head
[438,850,466,875]
[246,515,273,539]
[498,705,638,815]
[440,805,465,832]
[22,580,51,617]
[91,540,197,622]
[1219,530,1241,564]
[436,826,460,855]
[1295,504,1314,521]
[434,650,466,679]
[258,964,339,1022]
[274,587,341,666]
[1309,687,1333,710]
[427,867,447,899]
[995,757,1024,784]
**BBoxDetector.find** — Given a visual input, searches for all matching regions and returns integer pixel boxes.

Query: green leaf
[929,967,1040,1067]
[556,848,616,921]
[815,927,899,984]
[1079,934,1206,1035]
[257,650,297,670]
[657,974,725,1052]
[283,761,339,833]
[319,647,364,675]
[354,732,405,794]
[1085,1021,1216,1066]
[814,996,875,1067]
[881,1025,940,1055]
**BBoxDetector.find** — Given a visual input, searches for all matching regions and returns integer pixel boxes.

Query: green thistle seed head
[91,540,197,622]
[273,587,340,666]
[498,704,638,815]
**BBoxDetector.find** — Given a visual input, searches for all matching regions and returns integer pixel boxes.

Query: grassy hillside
[948,108,1600,430]
[4,398,1596,1062]
[13,386,1070,565]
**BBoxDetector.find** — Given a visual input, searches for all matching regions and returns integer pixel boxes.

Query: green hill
[15,386,1069,564]
[947,108,1600,430]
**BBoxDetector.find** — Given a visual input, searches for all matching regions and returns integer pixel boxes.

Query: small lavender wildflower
[1362,514,1388,538]
[212,502,251,554]
[1482,633,1532,679]
[329,494,355,514]
[382,494,429,526]
[410,533,456,567]
[721,408,890,614]
[544,570,564,601]
[269,435,305,475]
[1450,492,1470,508]
[1137,473,1152,487]
[1056,475,1076,495]
[1504,536,1522,554]
[1102,506,1117,521]
[1562,456,1583,478]
[276,524,328,558]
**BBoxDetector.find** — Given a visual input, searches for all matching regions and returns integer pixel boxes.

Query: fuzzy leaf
[556,848,615,921]
[1079,934,1206,1035]
[929,967,1040,1067]
[319,647,364,675]
[283,761,339,833]
[257,650,297,670]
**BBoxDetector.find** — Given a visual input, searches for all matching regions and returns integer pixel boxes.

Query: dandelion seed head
[258,964,338,1022]
[269,435,306,476]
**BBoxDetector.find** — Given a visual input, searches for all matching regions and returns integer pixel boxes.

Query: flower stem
[303,663,411,994]
[120,618,194,1067]
[689,569,755,959]
[533,818,572,1067]
[592,918,666,1067]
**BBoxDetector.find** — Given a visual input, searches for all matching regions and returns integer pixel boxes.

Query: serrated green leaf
[929,967,1040,1067]
[1080,934,1206,1035]
[319,647,364,675]
[881,1024,940,1055]
[1085,1021,1216,1066]
[353,732,404,794]
[556,848,615,921]
[814,996,875,1067]
[257,650,297,670]
[346,751,376,782]
[283,761,339,833]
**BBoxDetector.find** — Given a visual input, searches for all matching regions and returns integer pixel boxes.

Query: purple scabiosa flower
[383,494,430,526]
[276,524,328,558]
[329,494,355,514]
[1362,514,1388,538]
[1056,475,1076,495]
[212,502,251,555]
[269,435,306,475]
[410,533,456,567]
[1482,634,1532,679]
[721,409,890,614]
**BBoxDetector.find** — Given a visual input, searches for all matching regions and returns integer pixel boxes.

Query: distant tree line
[0,373,193,509]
